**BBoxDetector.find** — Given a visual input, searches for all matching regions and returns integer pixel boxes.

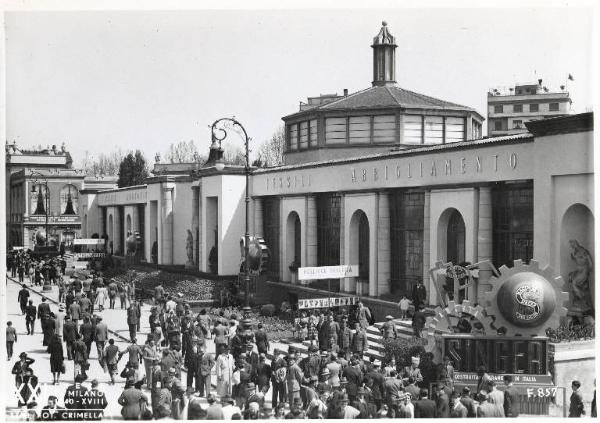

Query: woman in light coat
[95,283,109,311]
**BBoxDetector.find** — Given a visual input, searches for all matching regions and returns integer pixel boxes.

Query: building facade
[81,23,593,314]
[487,80,571,136]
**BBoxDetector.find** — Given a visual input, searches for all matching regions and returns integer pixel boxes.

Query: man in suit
[401,356,424,385]
[343,358,363,403]
[79,316,95,357]
[411,280,427,309]
[569,380,585,417]
[414,388,437,418]
[381,315,397,340]
[94,316,109,364]
[503,375,520,417]
[476,365,491,394]
[37,298,51,321]
[351,322,368,357]
[127,303,140,342]
[63,315,79,360]
[459,387,477,417]
[352,387,376,418]
[404,376,421,401]
[253,353,271,393]
[286,355,304,406]
[412,305,426,338]
[197,346,215,397]
[435,383,450,417]
[25,300,37,335]
[450,391,468,417]
[364,361,385,409]
[254,323,269,355]
[18,285,29,315]
[69,301,82,331]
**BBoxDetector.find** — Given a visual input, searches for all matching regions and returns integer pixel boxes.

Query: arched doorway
[286,212,301,283]
[349,210,370,295]
[560,203,595,321]
[447,209,466,264]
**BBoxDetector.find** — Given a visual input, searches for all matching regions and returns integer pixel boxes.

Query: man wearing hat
[94,315,108,363]
[401,356,424,385]
[286,355,304,406]
[414,388,437,418]
[381,315,398,340]
[353,387,376,418]
[364,360,385,409]
[326,353,342,388]
[477,390,503,417]
[459,386,477,417]
[270,350,287,409]
[285,397,306,419]
[337,393,360,419]
[253,353,271,393]
[303,344,322,380]
[343,358,363,403]
[25,299,37,335]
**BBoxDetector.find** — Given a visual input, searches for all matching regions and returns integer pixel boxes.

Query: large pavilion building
[79,23,594,317]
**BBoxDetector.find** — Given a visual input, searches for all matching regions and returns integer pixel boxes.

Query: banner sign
[453,372,556,398]
[298,265,358,280]
[74,253,106,259]
[298,296,358,309]
[24,215,80,224]
[73,238,105,245]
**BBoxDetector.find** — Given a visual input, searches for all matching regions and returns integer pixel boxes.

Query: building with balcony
[487,80,571,136]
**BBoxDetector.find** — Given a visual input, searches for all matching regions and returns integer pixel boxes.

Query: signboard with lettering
[73,239,105,245]
[298,265,359,280]
[24,215,80,224]
[442,334,548,374]
[453,372,556,397]
[97,188,147,206]
[74,253,106,260]
[298,296,358,309]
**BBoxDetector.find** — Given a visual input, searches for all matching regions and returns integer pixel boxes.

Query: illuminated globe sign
[496,272,557,327]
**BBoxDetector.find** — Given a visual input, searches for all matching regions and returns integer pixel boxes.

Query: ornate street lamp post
[209,117,252,309]
[30,171,52,291]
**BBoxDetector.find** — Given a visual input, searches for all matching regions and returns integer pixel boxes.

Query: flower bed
[206,306,295,341]
[109,269,233,302]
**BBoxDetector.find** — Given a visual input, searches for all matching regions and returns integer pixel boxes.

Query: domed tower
[372,21,397,87]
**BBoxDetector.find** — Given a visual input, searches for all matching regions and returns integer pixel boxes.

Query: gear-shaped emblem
[424,300,496,352]
[483,259,569,337]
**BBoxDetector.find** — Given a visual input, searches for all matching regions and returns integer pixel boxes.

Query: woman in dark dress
[47,333,64,385]
[42,312,56,346]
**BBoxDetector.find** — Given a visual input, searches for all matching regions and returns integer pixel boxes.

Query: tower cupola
[371,21,397,87]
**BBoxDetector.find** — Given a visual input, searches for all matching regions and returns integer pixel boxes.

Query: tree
[223,145,246,166]
[117,150,149,187]
[165,140,205,163]
[79,149,123,176]
[256,126,285,167]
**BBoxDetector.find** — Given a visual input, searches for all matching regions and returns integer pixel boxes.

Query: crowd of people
[6,249,597,419]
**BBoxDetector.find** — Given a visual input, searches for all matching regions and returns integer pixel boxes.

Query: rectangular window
[492,182,534,269]
[289,124,298,151]
[513,104,523,113]
[373,115,396,143]
[445,117,465,143]
[424,116,444,144]
[390,190,424,299]
[309,119,318,147]
[549,103,559,111]
[262,197,281,277]
[349,116,371,144]
[529,104,539,112]
[513,120,523,129]
[494,104,503,113]
[403,115,423,144]
[494,120,503,131]
[325,117,347,145]
[299,121,308,149]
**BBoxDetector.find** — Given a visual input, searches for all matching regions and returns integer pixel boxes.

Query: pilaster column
[253,198,263,238]
[339,195,346,292]
[477,186,493,303]
[377,192,391,296]
[161,186,174,265]
[192,186,200,268]
[305,195,317,267]
[423,190,432,305]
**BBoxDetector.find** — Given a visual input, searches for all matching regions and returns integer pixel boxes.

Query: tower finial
[371,22,397,86]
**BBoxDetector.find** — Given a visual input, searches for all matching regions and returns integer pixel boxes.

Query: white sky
[4,6,596,166]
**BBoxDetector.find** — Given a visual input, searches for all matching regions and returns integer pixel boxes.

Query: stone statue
[185,229,194,269]
[567,239,594,318]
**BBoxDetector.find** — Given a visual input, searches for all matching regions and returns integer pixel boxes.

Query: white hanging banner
[298,265,359,280]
